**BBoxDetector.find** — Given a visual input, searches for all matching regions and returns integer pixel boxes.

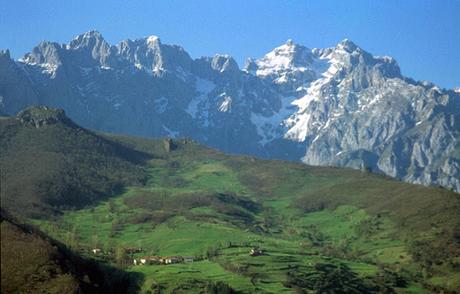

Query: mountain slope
[0,31,459,192]
[0,106,149,218]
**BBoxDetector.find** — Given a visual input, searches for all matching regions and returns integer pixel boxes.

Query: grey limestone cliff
[1,31,458,191]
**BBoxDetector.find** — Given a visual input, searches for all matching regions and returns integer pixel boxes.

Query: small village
[133,255,194,266]
[132,247,264,266]
[90,246,264,266]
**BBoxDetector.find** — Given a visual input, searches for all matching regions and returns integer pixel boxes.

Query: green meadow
[32,138,460,293]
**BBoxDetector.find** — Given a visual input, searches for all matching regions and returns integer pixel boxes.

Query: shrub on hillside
[123,190,260,226]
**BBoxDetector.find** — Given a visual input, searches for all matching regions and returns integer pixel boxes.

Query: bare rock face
[1,31,459,191]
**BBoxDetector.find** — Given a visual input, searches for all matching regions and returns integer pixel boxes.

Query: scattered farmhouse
[250,248,264,256]
[134,256,162,265]
[164,256,183,264]
[91,248,102,254]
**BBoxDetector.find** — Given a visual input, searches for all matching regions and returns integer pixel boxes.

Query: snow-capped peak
[336,38,359,52]
[82,30,103,39]
[252,39,314,79]
[146,35,160,45]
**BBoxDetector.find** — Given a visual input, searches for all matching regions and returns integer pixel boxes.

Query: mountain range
[1,30,459,191]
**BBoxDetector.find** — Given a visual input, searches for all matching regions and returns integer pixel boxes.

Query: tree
[110,220,122,237]
[204,281,236,294]
[285,263,378,293]
[115,246,128,268]
[108,199,116,214]
[91,234,100,249]
[66,226,79,250]
[103,238,115,255]
[206,246,219,259]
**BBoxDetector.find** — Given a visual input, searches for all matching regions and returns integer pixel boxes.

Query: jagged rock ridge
[1,31,459,191]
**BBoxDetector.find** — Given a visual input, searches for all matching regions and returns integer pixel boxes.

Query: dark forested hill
[0,106,149,218]
[0,210,140,293]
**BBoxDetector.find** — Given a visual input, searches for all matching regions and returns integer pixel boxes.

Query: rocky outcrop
[16,106,71,128]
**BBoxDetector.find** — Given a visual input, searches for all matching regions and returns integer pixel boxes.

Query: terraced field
[32,137,460,293]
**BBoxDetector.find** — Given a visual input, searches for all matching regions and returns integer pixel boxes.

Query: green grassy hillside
[1,107,459,293]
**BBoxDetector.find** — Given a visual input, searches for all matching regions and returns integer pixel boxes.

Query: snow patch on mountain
[38,63,59,78]
[282,47,349,142]
[218,93,232,112]
[251,94,297,145]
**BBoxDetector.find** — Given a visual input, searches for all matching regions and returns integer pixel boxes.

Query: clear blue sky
[1,0,459,88]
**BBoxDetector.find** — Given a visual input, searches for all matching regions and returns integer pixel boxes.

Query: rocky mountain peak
[210,54,239,73]
[146,35,161,46]
[336,38,359,53]
[67,30,113,67]
[311,38,402,82]
[116,35,192,75]
[250,40,316,83]
[20,41,63,68]
[0,49,11,59]
[243,58,257,73]
[264,39,311,64]
[69,30,105,49]
[0,50,12,73]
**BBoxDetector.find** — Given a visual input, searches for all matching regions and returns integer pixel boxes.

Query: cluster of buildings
[133,255,194,266]
[91,245,264,266]
[91,247,143,255]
